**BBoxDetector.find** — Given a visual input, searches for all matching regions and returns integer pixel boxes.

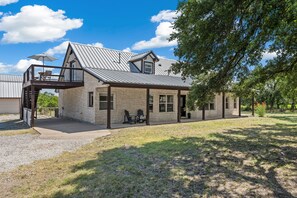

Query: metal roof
[129,51,159,62]
[0,74,22,98]
[0,74,22,82]
[70,42,177,76]
[86,68,191,89]
[71,42,134,72]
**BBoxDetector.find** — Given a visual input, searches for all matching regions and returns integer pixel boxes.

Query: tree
[37,92,58,108]
[171,0,297,106]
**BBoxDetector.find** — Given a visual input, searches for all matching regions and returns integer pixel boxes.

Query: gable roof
[68,42,190,89]
[129,51,159,62]
[0,74,22,98]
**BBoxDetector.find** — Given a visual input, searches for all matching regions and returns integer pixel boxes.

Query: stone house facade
[58,42,240,128]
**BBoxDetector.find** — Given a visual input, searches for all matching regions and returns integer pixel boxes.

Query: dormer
[129,51,159,74]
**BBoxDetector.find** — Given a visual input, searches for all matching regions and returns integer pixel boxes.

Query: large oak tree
[170,0,297,108]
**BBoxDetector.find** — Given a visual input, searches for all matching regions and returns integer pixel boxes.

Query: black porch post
[177,89,181,123]
[107,86,111,129]
[239,97,241,117]
[202,105,205,120]
[31,86,35,127]
[222,92,225,118]
[146,88,150,125]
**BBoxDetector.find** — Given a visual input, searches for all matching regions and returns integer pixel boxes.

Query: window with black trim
[88,92,93,107]
[198,100,215,110]
[99,94,114,110]
[159,95,174,112]
[144,62,153,74]
[209,101,215,110]
[234,98,237,109]
[149,95,153,112]
[226,97,229,109]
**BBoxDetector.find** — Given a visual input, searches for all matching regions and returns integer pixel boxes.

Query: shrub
[256,102,266,117]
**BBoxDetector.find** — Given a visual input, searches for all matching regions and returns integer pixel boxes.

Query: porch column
[239,97,241,117]
[202,105,206,120]
[31,86,35,127]
[252,93,255,116]
[107,85,111,129]
[222,92,225,118]
[146,88,150,125]
[177,89,181,123]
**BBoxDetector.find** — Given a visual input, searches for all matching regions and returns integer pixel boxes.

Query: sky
[0,0,180,75]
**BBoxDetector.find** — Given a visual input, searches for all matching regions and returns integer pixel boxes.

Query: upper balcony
[23,64,84,89]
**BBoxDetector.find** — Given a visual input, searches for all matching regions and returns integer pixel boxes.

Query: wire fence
[37,107,59,118]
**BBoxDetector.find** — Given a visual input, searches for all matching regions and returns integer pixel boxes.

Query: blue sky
[0,0,179,74]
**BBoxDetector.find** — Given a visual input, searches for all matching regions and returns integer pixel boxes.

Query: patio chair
[123,110,136,124]
[136,109,146,123]
[44,70,52,80]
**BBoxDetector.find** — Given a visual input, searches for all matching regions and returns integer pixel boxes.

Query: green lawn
[1,114,296,197]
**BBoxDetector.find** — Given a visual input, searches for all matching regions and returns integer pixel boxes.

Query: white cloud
[122,47,131,52]
[0,62,12,73]
[0,0,18,6]
[15,59,42,72]
[151,10,180,23]
[45,41,104,56]
[157,55,167,59]
[132,21,177,50]
[0,12,3,16]
[88,42,103,48]
[0,5,83,43]
[262,51,277,60]
[45,41,69,56]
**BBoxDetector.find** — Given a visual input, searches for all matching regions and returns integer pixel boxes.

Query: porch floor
[34,115,244,138]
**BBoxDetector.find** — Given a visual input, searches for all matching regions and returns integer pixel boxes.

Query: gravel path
[0,134,92,172]
[0,114,110,173]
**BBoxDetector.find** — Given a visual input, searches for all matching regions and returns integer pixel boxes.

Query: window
[159,95,174,112]
[149,95,153,112]
[88,92,93,107]
[209,101,215,110]
[144,62,153,74]
[198,101,215,110]
[167,95,174,112]
[70,61,75,81]
[99,94,114,110]
[159,95,166,112]
[226,97,229,109]
[234,98,237,109]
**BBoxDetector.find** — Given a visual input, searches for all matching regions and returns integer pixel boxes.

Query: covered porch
[100,84,242,129]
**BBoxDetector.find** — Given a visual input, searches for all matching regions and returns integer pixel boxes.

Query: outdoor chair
[123,110,136,124]
[44,70,52,80]
[136,109,146,123]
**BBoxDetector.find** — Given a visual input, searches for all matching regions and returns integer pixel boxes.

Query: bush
[256,102,266,117]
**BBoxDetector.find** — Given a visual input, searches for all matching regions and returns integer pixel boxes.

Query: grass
[0,114,297,197]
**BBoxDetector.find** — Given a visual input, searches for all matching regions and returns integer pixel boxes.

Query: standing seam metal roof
[86,68,191,88]
[0,74,22,98]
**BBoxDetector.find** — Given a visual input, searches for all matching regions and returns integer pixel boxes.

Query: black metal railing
[23,64,84,84]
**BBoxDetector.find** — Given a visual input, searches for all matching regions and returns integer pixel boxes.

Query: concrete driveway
[34,118,111,139]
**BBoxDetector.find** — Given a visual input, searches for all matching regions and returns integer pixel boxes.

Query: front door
[180,95,186,117]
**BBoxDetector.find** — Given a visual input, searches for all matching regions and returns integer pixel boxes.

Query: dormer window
[129,51,159,74]
[144,62,153,74]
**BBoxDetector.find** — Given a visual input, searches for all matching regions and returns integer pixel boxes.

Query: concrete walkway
[34,118,111,139]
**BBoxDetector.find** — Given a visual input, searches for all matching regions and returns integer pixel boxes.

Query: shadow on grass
[53,124,297,197]
[270,115,297,123]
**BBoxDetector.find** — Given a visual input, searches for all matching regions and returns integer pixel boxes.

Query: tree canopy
[37,92,58,108]
[171,0,297,108]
